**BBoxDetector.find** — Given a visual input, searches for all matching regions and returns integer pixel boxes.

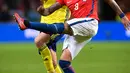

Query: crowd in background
[0,0,130,22]
[0,0,40,22]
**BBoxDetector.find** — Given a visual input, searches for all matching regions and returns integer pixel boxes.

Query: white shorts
[62,18,98,60]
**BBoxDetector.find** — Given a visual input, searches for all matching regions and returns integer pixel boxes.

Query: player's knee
[34,38,41,48]
[34,38,45,48]
[59,60,71,69]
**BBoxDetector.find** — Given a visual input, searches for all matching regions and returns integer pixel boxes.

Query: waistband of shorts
[68,18,96,26]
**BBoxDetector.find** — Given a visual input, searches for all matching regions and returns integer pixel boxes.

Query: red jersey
[56,0,99,20]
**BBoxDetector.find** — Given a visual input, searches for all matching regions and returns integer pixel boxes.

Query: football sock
[47,34,64,52]
[40,46,55,73]
[52,34,64,43]
[24,20,64,34]
[55,65,62,73]
[47,40,57,52]
[59,60,75,73]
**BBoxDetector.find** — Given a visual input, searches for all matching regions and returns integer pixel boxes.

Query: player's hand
[37,5,45,15]
[40,0,45,5]
[121,16,130,30]
[37,0,45,15]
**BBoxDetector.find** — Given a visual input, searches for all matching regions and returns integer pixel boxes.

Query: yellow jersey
[40,0,69,24]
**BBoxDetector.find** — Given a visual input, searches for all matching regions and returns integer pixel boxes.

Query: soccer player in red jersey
[14,0,130,73]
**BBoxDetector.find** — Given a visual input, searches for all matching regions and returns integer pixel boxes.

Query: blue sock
[24,20,64,34]
[59,60,75,73]
[53,34,64,43]
[47,34,64,52]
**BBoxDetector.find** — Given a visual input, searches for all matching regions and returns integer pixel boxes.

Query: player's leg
[59,49,75,73]
[59,35,92,73]
[58,18,98,73]
[14,13,65,73]
[47,34,64,73]
[14,13,73,35]
[58,35,75,73]
[35,32,55,73]
[50,49,62,73]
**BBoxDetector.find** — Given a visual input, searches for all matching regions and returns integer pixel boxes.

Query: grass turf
[0,42,130,73]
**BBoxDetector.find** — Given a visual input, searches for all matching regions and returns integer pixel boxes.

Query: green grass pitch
[0,42,130,73]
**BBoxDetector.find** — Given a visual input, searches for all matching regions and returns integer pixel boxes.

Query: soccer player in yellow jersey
[35,0,69,73]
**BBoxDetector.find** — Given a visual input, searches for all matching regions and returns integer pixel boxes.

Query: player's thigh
[35,32,51,48]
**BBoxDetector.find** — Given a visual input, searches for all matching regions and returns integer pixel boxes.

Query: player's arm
[37,2,63,16]
[105,0,130,30]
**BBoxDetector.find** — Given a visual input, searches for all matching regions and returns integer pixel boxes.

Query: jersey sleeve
[56,0,65,5]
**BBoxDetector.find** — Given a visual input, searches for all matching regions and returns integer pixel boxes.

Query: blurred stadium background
[0,0,130,73]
